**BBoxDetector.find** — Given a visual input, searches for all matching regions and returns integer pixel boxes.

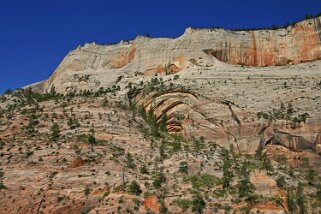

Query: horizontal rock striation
[27,15,321,156]
[43,16,321,93]
[202,16,321,66]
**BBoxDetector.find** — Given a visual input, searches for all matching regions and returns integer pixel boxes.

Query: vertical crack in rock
[37,198,45,214]
[219,98,241,127]
[313,17,321,43]
[219,98,242,151]
[251,31,258,66]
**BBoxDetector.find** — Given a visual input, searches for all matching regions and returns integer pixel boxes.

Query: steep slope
[1,15,321,214]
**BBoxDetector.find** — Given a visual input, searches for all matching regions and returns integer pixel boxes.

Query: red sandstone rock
[144,196,160,213]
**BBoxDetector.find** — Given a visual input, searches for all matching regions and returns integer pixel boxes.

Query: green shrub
[237,164,255,198]
[287,189,296,212]
[140,165,149,174]
[0,170,6,189]
[88,135,96,152]
[153,171,166,189]
[191,193,205,213]
[67,118,80,129]
[188,174,221,189]
[276,176,286,189]
[129,181,142,196]
[50,123,60,141]
[174,199,192,211]
[126,153,136,169]
[296,183,306,214]
[179,161,188,174]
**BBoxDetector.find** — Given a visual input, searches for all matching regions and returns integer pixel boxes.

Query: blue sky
[1,0,321,93]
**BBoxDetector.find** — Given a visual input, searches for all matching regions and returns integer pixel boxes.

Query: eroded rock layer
[43,16,321,93]
[203,17,321,66]
[24,15,321,154]
[2,16,321,214]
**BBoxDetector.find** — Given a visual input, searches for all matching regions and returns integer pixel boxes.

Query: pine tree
[159,114,167,132]
[261,154,274,174]
[297,183,306,214]
[159,199,168,214]
[237,163,255,198]
[221,148,233,189]
[126,153,136,169]
[129,181,142,196]
[153,171,166,189]
[50,123,60,141]
[287,189,296,213]
[88,135,96,152]
[0,170,6,189]
[25,114,38,136]
[159,143,166,160]
[140,164,149,174]
[191,193,206,213]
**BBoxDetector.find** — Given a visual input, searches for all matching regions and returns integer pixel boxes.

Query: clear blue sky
[1,0,321,93]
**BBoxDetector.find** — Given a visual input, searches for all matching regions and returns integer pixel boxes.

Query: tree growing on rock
[153,171,166,189]
[297,183,306,214]
[237,163,255,198]
[25,114,38,136]
[179,161,188,174]
[50,122,60,141]
[88,135,96,152]
[126,153,136,169]
[129,181,142,196]
[287,189,296,213]
[0,170,6,189]
[221,148,233,190]
[191,193,205,213]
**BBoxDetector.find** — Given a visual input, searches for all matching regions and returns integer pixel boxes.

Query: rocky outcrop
[20,14,321,156]
[2,15,321,212]
[42,16,321,93]
[314,134,321,154]
[264,130,314,151]
[202,17,321,66]
[143,196,160,213]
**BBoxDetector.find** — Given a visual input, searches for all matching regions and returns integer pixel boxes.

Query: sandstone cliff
[1,15,321,214]
[44,16,321,93]
[38,16,321,155]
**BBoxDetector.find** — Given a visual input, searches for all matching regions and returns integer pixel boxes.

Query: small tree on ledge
[50,123,60,142]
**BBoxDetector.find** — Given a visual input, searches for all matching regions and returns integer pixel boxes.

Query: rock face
[30,16,321,154]
[2,16,321,214]
[43,16,321,93]
[265,131,315,151]
[203,17,321,66]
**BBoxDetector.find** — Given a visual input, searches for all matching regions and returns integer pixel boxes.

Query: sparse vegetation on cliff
[1,26,321,213]
[257,103,309,125]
